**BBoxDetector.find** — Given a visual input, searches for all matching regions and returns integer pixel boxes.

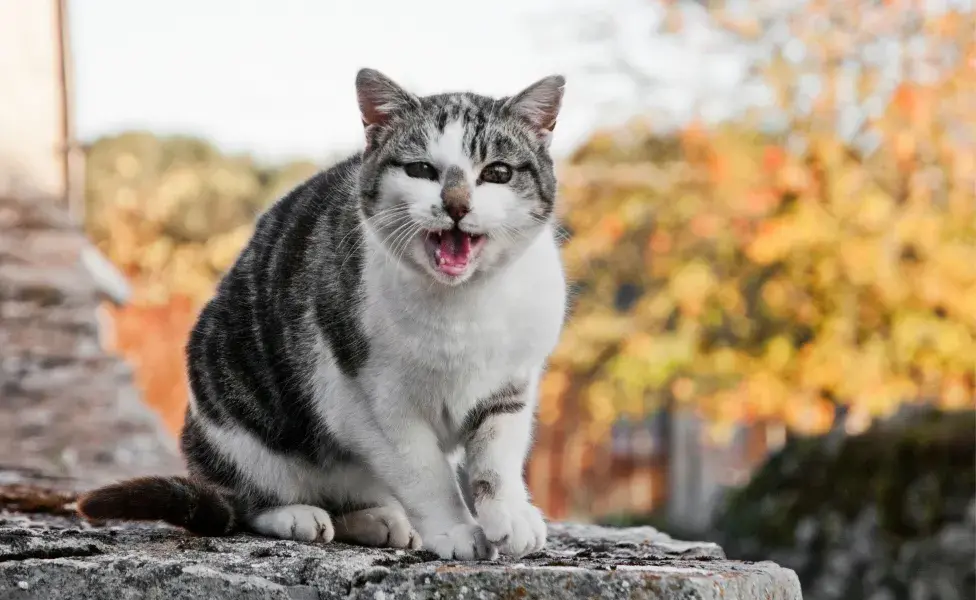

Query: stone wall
[0,516,802,599]
[0,193,182,490]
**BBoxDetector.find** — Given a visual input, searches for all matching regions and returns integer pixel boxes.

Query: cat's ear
[503,75,566,146]
[355,68,420,130]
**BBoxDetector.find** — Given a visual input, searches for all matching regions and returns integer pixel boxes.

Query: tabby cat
[79,68,567,561]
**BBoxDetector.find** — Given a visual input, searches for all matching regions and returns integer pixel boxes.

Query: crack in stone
[0,543,103,562]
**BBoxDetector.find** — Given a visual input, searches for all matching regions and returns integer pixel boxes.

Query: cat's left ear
[503,75,566,147]
[355,68,420,132]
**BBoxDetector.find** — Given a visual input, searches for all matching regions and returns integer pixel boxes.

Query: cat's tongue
[437,228,473,276]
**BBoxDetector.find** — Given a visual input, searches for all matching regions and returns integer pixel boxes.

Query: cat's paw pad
[249,505,335,543]
[476,498,546,557]
[424,523,498,561]
[335,506,422,549]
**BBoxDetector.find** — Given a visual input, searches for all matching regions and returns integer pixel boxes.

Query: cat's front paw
[423,523,498,561]
[476,498,547,557]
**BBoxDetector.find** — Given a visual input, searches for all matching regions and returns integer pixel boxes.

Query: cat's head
[356,68,564,286]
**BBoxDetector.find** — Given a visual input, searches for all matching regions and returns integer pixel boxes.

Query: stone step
[0,514,802,599]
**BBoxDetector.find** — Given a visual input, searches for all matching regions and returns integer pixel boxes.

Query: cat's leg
[464,376,547,557]
[365,419,495,560]
[248,504,335,543]
[339,406,494,559]
[316,373,494,560]
[333,503,423,549]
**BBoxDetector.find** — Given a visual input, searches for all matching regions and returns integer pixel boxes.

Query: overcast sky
[68,0,747,162]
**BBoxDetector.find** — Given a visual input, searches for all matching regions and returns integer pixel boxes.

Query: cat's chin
[421,227,488,285]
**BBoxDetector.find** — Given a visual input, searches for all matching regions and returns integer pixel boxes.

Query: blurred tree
[539,0,975,457]
[85,133,331,305]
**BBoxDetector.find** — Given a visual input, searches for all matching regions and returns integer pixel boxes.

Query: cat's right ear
[355,68,420,145]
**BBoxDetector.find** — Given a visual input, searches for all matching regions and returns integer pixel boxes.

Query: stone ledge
[0,513,801,599]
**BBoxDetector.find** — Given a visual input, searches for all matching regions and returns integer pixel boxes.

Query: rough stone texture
[0,194,182,491]
[0,514,801,599]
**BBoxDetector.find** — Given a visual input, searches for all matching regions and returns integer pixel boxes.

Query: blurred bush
[713,408,975,600]
[85,132,323,305]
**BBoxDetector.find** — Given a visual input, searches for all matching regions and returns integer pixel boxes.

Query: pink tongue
[438,230,472,272]
[441,231,471,264]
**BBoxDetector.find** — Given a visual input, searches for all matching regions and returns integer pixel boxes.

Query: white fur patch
[194,413,388,508]
[428,120,474,176]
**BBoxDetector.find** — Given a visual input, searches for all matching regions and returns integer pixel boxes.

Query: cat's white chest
[363,233,565,425]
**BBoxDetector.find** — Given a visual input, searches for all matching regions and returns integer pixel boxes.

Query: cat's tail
[77,476,237,536]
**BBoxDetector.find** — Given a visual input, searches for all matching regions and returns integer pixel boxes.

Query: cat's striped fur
[79,68,567,560]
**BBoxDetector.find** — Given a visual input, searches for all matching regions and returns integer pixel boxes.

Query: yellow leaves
[932,243,976,286]
[764,336,795,372]
[708,347,745,376]
[743,371,791,419]
[890,310,975,369]
[761,278,792,314]
[114,153,141,179]
[854,190,896,232]
[207,225,254,273]
[85,133,322,307]
[838,237,886,286]
[668,260,717,316]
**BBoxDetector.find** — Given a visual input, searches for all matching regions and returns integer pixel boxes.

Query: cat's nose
[441,165,471,224]
[445,203,469,223]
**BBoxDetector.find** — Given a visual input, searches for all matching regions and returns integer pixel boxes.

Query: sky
[68,0,748,162]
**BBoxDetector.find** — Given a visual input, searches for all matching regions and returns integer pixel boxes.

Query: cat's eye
[403,162,438,181]
[479,163,513,184]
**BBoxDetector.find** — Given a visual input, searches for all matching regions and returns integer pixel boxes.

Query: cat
[78,68,567,561]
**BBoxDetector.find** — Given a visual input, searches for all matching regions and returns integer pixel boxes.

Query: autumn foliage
[540,3,975,449]
[83,1,974,512]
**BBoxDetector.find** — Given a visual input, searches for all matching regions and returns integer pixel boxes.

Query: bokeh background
[1,1,974,599]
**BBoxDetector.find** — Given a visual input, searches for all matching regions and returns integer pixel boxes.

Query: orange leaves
[546,55,975,442]
[598,215,625,243]
[762,146,787,174]
[890,83,940,128]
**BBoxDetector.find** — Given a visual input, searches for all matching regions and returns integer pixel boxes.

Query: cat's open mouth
[424,227,487,277]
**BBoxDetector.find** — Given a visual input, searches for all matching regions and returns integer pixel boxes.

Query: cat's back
[202,153,364,308]
[187,153,365,390]
[250,153,363,255]
[184,153,367,458]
